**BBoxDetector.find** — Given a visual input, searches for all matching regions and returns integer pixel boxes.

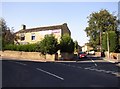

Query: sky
[1,1,119,46]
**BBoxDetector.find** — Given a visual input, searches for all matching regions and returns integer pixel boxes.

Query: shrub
[37,34,58,55]
[60,34,74,53]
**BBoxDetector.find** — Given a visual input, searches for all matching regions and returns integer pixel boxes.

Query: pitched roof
[15,23,69,34]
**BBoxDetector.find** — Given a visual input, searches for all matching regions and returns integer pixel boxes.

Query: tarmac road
[2,58,120,88]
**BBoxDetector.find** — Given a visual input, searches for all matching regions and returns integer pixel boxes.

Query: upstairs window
[31,33,35,40]
[20,33,25,41]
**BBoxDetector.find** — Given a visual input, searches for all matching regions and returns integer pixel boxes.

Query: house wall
[82,45,93,52]
[15,23,71,44]
[16,29,62,44]
[61,23,71,36]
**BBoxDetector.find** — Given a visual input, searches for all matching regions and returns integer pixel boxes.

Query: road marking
[94,69,103,72]
[105,71,113,73]
[36,68,64,80]
[77,66,82,69]
[71,65,76,67]
[84,66,95,70]
[98,69,106,72]
[84,67,91,70]
[91,59,97,66]
[14,62,27,66]
[56,62,120,76]
[88,68,96,71]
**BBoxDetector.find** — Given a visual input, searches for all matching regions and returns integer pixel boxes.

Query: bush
[60,34,74,53]
[37,34,58,55]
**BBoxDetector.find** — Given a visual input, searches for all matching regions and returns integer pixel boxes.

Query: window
[21,37,25,41]
[20,33,25,41]
[31,33,35,40]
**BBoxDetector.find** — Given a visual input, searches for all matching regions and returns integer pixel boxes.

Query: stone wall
[60,53,74,60]
[1,50,56,62]
[94,52,120,60]
[104,52,119,59]
[95,52,101,57]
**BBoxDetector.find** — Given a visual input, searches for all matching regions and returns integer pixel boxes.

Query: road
[2,57,120,87]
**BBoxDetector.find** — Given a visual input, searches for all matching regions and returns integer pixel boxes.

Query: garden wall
[1,50,56,62]
[61,53,74,60]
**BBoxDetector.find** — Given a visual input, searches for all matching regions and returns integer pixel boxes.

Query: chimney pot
[21,24,26,30]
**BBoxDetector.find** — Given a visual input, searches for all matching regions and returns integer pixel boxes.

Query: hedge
[102,31,118,52]
[4,44,37,52]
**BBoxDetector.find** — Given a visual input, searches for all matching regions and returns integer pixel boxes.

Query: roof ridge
[26,24,62,30]
[15,23,67,34]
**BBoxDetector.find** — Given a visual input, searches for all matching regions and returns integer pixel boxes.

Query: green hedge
[102,31,118,52]
[4,44,37,52]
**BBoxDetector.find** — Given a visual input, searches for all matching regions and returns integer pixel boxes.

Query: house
[82,44,93,52]
[15,23,71,45]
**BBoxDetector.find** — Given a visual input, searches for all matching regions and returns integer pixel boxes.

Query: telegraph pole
[100,30,102,57]
[107,32,110,59]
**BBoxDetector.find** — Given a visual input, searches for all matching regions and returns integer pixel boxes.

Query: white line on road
[94,69,103,72]
[88,68,96,71]
[97,69,106,72]
[77,66,82,69]
[91,59,97,66]
[84,67,91,70]
[56,62,120,76]
[14,62,27,66]
[36,68,64,80]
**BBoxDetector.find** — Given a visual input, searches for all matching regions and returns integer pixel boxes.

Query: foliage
[109,31,118,52]
[102,31,118,52]
[102,33,107,51]
[0,32,1,50]
[60,34,74,53]
[0,18,14,50]
[74,40,78,52]
[85,9,117,49]
[4,44,37,52]
[37,34,58,55]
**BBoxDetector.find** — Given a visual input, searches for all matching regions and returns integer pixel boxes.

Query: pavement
[103,57,119,63]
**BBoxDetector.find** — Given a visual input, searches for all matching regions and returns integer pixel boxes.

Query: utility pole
[100,30,102,57]
[107,32,110,59]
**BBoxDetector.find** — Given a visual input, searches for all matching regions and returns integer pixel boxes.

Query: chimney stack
[21,24,26,30]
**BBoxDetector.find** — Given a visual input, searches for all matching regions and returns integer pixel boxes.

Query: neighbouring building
[82,44,93,52]
[15,23,71,45]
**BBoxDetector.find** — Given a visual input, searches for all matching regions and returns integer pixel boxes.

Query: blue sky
[1,2,118,46]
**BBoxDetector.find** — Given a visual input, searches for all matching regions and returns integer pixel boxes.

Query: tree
[85,9,117,49]
[117,19,120,52]
[37,34,58,55]
[0,18,14,50]
[74,40,78,52]
[60,34,74,53]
